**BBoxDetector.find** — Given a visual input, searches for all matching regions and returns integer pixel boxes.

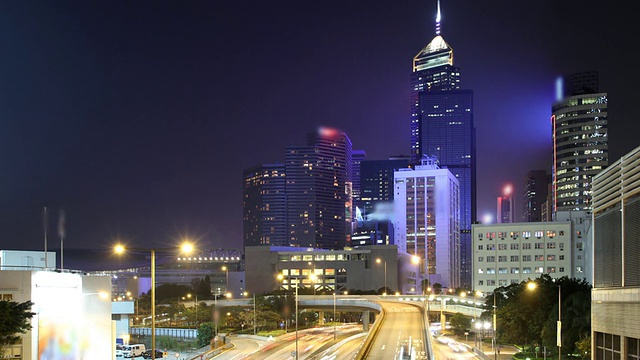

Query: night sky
[1,1,638,254]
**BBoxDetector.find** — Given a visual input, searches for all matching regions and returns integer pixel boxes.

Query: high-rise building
[523,170,551,222]
[351,150,367,212]
[242,164,286,247]
[591,145,640,359]
[497,184,515,223]
[410,1,475,287]
[285,127,353,249]
[552,71,608,214]
[359,156,410,217]
[393,156,460,289]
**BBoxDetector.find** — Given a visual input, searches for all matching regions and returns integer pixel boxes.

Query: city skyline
[1,0,638,254]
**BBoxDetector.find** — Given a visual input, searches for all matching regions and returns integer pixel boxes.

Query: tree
[449,313,471,336]
[0,300,35,350]
[576,336,591,359]
[197,275,212,299]
[432,283,443,294]
[487,275,591,356]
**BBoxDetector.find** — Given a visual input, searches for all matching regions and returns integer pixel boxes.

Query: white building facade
[591,144,640,359]
[0,250,56,270]
[394,157,460,289]
[472,222,572,294]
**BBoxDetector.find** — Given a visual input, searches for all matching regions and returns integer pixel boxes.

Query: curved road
[218,325,365,360]
[366,301,427,360]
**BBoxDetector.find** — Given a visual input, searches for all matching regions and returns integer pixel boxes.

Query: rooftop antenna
[435,0,442,36]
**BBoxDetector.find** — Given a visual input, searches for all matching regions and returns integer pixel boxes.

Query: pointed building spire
[435,0,441,35]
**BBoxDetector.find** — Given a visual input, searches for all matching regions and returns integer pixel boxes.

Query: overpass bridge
[214,294,485,319]
[195,294,488,360]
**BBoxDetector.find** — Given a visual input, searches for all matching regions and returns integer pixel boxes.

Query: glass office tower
[410,1,476,287]
[285,127,353,249]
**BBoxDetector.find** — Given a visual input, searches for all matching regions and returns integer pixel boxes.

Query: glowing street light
[243,292,257,335]
[221,265,229,294]
[527,281,562,360]
[376,258,387,295]
[114,242,194,360]
[278,272,313,360]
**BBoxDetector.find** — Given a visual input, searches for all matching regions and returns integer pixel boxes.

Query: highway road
[365,301,427,360]
[430,335,477,360]
[222,324,365,360]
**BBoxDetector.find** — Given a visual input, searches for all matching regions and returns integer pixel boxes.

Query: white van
[121,344,146,358]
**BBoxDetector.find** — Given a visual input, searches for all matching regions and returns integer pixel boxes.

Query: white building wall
[472,222,572,294]
[554,210,592,283]
[394,164,460,288]
[0,270,112,360]
[0,250,56,270]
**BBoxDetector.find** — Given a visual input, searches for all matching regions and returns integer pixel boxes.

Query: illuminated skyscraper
[410,1,475,287]
[285,127,353,249]
[497,184,515,223]
[351,150,367,212]
[394,156,460,289]
[523,170,551,222]
[552,71,608,214]
[243,164,286,247]
[360,156,411,217]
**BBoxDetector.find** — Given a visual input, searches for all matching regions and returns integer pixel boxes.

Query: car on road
[142,349,168,359]
[448,341,464,352]
[121,344,146,358]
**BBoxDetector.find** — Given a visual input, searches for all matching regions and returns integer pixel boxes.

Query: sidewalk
[457,338,517,360]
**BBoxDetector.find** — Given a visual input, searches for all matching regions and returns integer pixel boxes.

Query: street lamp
[278,273,313,360]
[243,292,257,335]
[186,293,198,328]
[114,242,193,360]
[493,291,497,360]
[472,290,482,348]
[333,290,337,340]
[376,258,387,295]
[528,281,561,360]
[214,288,220,338]
[221,265,229,294]
[308,262,317,296]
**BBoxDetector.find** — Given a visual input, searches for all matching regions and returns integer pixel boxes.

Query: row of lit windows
[281,268,347,277]
[177,256,241,262]
[479,254,565,262]
[478,242,563,251]
[279,253,369,262]
[478,266,564,275]
[479,230,563,239]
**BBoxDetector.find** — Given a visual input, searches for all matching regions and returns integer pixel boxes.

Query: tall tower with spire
[409,0,476,288]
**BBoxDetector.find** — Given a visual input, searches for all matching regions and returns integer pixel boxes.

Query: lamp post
[278,273,311,360]
[557,284,561,360]
[376,258,387,295]
[333,290,337,340]
[214,288,220,337]
[308,262,317,296]
[493,291,497,360]
[221,265,229,294]
[527,281,561,360]
[186,293,198,328]
[244,291,257,335]
[473,291,481,348]
[114,242,193,360]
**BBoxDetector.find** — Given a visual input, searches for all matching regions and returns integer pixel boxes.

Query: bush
[156,336,198,352]
[197,323,214,347]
